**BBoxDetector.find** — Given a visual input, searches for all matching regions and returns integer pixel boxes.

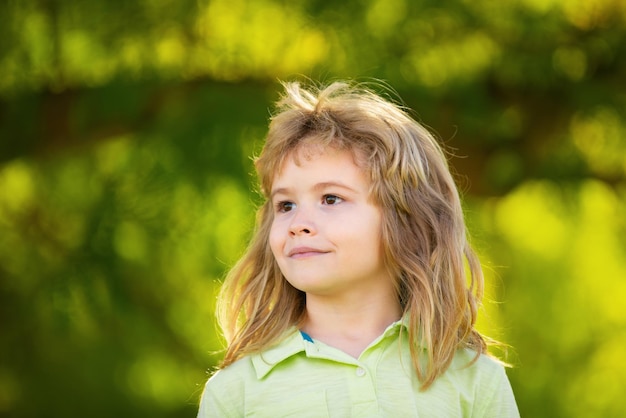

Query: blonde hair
[217,80,488,389]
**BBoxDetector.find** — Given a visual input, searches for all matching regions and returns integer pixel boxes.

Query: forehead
[279,141,366,175]
[269,144,374,199]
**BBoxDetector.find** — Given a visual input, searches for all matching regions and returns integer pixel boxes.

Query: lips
[287,247,329,258]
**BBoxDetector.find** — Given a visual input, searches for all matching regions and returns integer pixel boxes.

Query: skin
[269,145,401,358]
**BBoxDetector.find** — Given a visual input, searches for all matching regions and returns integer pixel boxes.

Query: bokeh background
[1,0,625,417]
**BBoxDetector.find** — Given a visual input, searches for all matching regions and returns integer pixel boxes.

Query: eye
[276,201,295,213]
[322,194,342,205]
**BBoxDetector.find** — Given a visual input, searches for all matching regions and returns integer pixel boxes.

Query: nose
[288,207,316,236]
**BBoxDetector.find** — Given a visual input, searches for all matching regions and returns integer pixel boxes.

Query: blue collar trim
[300,330,314,343]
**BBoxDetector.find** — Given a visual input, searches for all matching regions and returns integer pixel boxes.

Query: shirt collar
[251,328,308,379]
[251,317,408,379]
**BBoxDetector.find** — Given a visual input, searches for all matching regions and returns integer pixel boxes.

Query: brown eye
[277,201,295,212]
[322,195,342,205]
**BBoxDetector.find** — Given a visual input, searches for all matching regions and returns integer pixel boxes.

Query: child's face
[269,145,393,299]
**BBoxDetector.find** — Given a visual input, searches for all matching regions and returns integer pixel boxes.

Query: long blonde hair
[217,80,488,389]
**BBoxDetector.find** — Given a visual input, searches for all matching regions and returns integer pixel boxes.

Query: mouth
[287,247,329,258]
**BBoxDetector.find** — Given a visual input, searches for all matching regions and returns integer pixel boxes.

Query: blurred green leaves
[470,179,626,417]
[0,125,258,416]
[0,0,625,417]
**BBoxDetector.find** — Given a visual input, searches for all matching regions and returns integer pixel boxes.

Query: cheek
[268,222,283,256]
[367,211,385,254]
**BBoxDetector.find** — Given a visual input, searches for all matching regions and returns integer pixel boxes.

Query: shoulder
[444,348,510,390]
[443,349,519,417]
[452,348,505,372]
[198,357,255,418]
[204,355,257,395]
[198,331,306,418]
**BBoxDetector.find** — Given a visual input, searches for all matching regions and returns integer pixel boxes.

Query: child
[197,81,519,417]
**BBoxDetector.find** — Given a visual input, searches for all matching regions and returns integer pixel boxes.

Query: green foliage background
[1,0,625,417]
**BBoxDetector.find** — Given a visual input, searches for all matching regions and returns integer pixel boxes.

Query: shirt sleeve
[477,365,520,418]
[197,370,244,418]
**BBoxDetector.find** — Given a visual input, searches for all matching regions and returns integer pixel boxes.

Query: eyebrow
[270,181,358,200]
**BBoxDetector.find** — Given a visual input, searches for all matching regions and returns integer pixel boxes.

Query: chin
[286,279,333,294]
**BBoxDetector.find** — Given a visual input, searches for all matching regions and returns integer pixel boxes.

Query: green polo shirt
[198,319,519,417]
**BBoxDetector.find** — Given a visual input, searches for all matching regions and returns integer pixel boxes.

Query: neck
[301,287,402,358]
